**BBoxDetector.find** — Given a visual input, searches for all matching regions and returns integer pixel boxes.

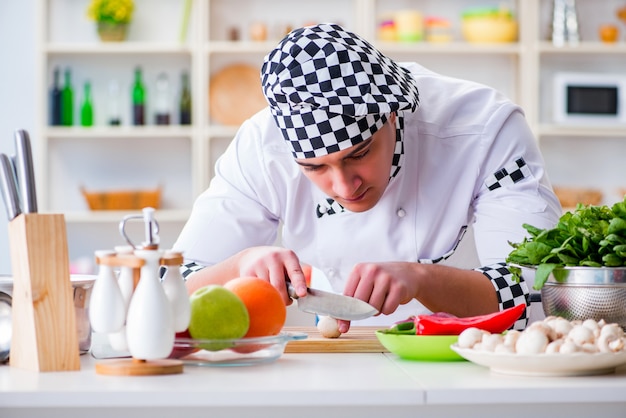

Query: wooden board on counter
[283,326,388,353]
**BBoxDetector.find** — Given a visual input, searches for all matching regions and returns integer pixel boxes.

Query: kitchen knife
[14,129,38,213]
[0,153,22,220]
[286,282,378,321]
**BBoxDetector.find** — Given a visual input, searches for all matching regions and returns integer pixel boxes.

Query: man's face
[294,113,397,213]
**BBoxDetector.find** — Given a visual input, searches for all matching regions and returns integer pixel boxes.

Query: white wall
[0,0,37,274]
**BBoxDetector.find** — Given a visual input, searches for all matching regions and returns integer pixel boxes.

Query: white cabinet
[37,0,626,268]
[532,0,626,206]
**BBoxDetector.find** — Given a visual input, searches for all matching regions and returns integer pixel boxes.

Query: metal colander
[540,267,626,329]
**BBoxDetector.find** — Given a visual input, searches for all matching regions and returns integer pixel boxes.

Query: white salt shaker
[161,251,191,333]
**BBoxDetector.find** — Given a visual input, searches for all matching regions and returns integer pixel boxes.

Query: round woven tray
[209,64,267,126]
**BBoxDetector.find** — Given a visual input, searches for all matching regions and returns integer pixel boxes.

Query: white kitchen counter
[1,352,626,418]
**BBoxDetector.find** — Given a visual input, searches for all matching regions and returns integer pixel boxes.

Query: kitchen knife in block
[8,213,80,372]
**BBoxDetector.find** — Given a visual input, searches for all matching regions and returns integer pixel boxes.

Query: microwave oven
[553,72,626,124]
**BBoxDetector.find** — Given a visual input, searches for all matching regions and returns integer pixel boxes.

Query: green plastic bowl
[376,331,465,361]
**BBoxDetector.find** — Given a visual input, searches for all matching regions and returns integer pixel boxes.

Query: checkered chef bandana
[261,23,420,159]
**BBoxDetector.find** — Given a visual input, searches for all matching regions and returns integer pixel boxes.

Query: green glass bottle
[179,71,191,125]
[80,81,94,127]
[61,68,74,126]
[132,66,146,125]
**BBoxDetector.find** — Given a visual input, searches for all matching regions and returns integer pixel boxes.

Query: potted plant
[87,0,135,42]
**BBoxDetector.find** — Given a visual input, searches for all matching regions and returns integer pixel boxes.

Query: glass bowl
[171,332,307,367]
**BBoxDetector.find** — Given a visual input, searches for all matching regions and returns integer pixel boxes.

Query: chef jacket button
[396,208,406,218]
[327,269,336,278]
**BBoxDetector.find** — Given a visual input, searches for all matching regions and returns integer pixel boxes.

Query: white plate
[451,344,626,376]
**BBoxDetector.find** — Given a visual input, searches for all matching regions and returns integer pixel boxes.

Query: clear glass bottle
[179,71,192,125]
[80,80,94,127]
[154,72,171,125]
[61,68,74,126]
[107,79,122,126]
[132,66,146,126]
[49,67,62,126]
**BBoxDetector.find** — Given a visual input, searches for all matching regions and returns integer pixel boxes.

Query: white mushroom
[515,329,549,354]
[581,342,599,353]
[503,330,521,347]
[528,321,557,341]
[609,338,626,352]
[317,316,341,338]
[457,327,485,349]
[494,343,516,354]
[559,340,580,354]
[549,317,573,339]
[480,333,504,352]
[597,329,626,353]
[545,338,564,354]
[600,323,624,339]
[568,324,595,346]
[582,319,601,338]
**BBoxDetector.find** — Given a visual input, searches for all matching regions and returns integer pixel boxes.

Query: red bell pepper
[415,303,527,335]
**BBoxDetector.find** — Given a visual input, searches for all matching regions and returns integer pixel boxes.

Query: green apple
[188,285,250,351]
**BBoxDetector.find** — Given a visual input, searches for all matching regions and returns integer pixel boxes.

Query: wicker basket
[553,186,603,208]
[81,186,161,211]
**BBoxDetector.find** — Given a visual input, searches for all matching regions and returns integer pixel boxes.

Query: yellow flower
[87,0,134,24]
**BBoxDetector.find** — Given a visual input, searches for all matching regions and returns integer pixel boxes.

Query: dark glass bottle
[49,67,62,126]
[132,67,146,125]
[80,81,94,127]
[61,68,74,126]
[179,71,191,125]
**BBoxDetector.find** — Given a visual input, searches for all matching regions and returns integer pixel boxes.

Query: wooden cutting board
[283,326,388,353]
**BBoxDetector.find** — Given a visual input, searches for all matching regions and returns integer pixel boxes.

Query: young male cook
[173,24,561,333]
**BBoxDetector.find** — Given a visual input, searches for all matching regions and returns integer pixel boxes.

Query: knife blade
[14,129,38,213]
[286,282,378,321]
[0,153,22,220]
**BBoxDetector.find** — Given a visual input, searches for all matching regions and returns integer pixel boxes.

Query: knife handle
[14,129,38,213]
[0,153,21,220]
[286,281,299,300]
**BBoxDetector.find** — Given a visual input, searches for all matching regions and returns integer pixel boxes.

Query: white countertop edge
[0,389,423,408]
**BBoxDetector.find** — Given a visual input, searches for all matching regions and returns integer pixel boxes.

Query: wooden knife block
[8,213,80,372]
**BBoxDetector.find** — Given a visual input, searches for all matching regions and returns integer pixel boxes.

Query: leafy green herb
[506,196,626,290]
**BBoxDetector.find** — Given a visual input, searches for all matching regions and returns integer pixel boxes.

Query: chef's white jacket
[174,63,562,326]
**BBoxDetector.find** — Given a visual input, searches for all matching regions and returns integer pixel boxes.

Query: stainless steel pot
[0,274,96,362]
[0,291,10,362]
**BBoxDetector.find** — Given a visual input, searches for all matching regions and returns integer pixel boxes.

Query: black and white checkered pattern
[316,198,346,218]
[475,262,530,330]
[484,157,530,191]
[179,261,206,279]
[261,23,419,159]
